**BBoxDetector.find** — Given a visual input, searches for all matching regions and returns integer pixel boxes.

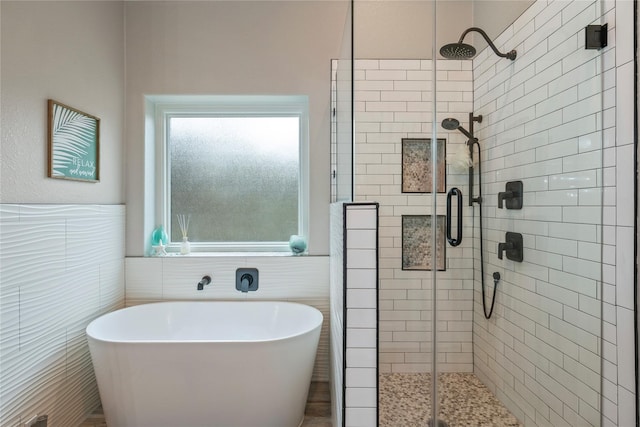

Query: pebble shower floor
[380,372,522,427]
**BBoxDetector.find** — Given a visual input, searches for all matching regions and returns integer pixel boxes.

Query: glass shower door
[351,1,442,425]
[353,0,607,425]
[433,0,605,426]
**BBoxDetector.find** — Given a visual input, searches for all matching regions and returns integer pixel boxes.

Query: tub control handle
[197,275,211,291]
[240,274,253,293]
[236,268,259,293]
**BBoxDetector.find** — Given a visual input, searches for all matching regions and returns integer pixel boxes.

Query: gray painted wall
[354,0,532,59]
[0,1,125,204]
[124,1,350,256]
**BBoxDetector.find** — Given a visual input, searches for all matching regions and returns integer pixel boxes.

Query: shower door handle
[446,187,462,247]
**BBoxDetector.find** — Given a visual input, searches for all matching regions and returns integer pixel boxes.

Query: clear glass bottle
[180,236,191,255]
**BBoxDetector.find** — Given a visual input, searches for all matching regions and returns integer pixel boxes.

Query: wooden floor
[79,381,332,427]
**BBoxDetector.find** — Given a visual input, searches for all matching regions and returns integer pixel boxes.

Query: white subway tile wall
[0,204,125,426]
[330,202,380,427]
[612,0,636,424]
[124,255,330,382]
[472,0,633,425]
[344,203,378,427]
[348,0,635,425]
[353,58,475,374]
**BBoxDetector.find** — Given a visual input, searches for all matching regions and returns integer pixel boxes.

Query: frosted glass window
[148,94,309,253]
[168,116,300,244]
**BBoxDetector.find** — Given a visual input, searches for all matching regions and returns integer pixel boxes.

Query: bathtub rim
[86,300,323,345]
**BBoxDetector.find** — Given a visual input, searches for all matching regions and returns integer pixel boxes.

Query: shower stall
[329,0,626,425]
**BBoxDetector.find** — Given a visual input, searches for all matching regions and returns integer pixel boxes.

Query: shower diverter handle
[497,232,523,262]
[497,242,514,259]
[498,181,523,209]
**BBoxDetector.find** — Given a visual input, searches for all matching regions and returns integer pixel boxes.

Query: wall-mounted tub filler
[197,275,211,291]
[236,268,259,293]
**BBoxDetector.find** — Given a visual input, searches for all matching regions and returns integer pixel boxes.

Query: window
[149,95,309,252]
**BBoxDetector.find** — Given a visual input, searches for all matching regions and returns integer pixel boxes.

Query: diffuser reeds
[177,214,192,255]
[177,214,191,239]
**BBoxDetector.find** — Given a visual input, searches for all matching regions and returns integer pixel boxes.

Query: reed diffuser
[177,214,191,255]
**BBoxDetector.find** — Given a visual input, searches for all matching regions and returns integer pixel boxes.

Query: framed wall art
[48,99,100,182]
[401,214,446,271]
[401,138,446,193]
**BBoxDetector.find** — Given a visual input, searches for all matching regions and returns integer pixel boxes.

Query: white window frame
[147,95,310,253]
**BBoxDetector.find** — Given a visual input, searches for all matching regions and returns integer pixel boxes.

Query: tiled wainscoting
[0,204,125,426]
[125,255,330,381]
[329,203,346,427]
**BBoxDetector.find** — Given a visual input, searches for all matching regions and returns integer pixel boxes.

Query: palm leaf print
[50,102,98,179]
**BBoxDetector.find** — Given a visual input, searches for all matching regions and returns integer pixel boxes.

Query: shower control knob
[498,181,523,209]
[497,232,523,262]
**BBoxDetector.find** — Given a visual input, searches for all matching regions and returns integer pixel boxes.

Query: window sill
[149,251,306,258]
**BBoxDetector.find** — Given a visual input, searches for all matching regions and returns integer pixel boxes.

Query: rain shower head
[439,43,476,60]
[440,27,517,61]
[441,117,475,141]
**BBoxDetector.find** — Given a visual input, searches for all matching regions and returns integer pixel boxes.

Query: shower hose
[471,140,499,319]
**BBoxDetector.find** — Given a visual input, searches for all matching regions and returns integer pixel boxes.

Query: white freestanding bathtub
[86,301,323,427]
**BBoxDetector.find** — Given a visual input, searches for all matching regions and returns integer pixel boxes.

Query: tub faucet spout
[197,275,211,291]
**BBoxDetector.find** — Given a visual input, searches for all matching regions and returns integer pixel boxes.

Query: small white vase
[180,237,191,255]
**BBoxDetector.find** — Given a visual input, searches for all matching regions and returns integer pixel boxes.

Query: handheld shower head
[441,118,460,130]
[441,117,475,141]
